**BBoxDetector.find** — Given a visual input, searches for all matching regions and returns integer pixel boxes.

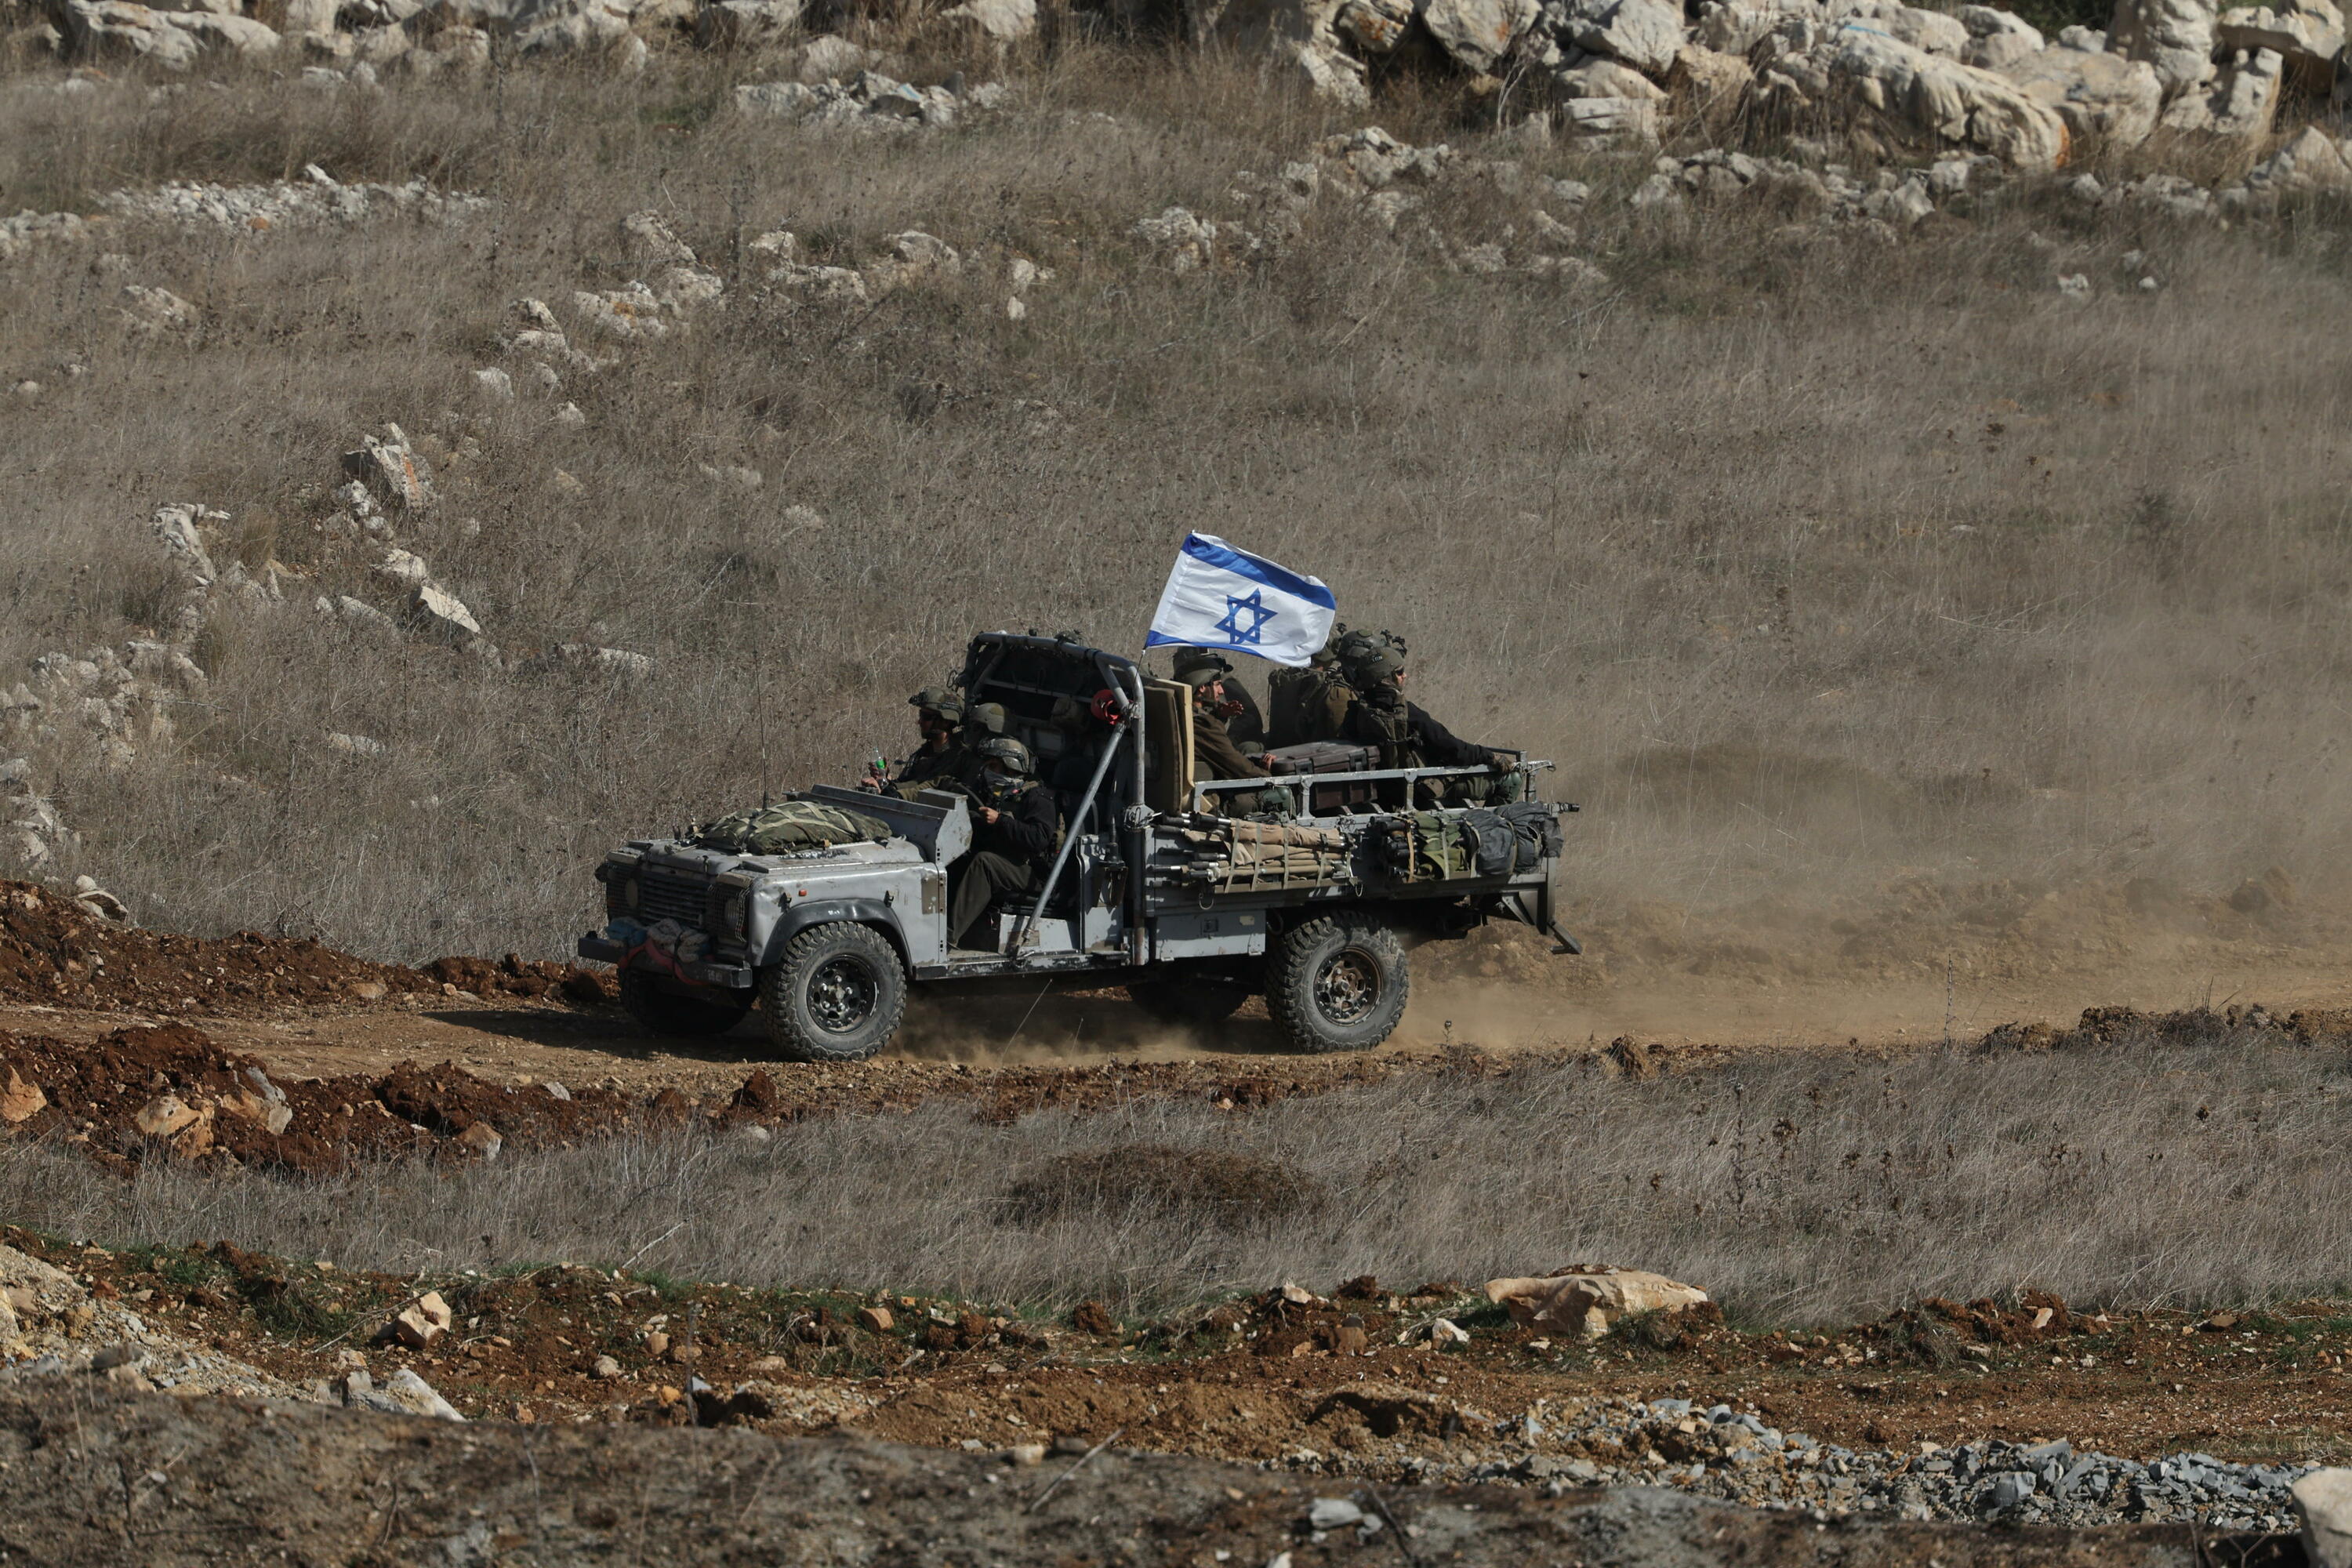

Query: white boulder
[2248,122,2352,189]
[619,209,695,267]
[175,10,282,51]
[793,32,872,77]
[2213,0,2342,74]
[412,583,483,640]
[1566,0,1682,74]
[1554,54,1665,96]
[2298,1469,2352,1568]
[1957,2,2043,67]
[2157,44,2281,136]
[696,0,801,46]
[51,1,201,65]
[2107,0,2219,92]
[939,0,1035,37]
[1755,24,2071,170]
[1424,0,1541,70]
[1133,206,1218,270]
[1484,1268,1711,1338]
[1998,46,2162,146]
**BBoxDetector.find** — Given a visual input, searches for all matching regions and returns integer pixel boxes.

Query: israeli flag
[1145,533,1338,669]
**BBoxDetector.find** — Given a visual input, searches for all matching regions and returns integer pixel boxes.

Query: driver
[947,737,1062,950]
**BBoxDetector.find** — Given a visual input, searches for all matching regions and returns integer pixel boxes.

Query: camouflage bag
[691,800,892,855]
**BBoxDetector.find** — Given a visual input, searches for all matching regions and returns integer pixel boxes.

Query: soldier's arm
[1195,721,1267,780]
[999,789,1060,857]
[1408,703,1499,768]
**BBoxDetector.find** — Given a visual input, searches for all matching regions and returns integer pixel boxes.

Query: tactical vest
[1269,667,1350,748]
[1356,688,1421,769]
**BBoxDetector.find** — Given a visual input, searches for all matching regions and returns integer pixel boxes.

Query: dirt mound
[1977,1003,2352,1053]
[0,1022,1599,1177]
[0,879,611,1017]
[0,1025,648,1174]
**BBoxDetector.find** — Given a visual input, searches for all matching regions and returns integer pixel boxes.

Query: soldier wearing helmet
[884,686,971,794]
[953,702,1012,792]
[1341,640,1521,803]
[947,735,1062,950]
[1173,652,1288,816]
[1169,648,1265,750]
[1265,623,1356,748]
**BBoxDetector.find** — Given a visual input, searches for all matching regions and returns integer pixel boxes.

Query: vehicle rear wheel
[617,968,753,1039]
[1124,975,1253,1029]
[1265,915,1409,1054]
[760,921,907,1063]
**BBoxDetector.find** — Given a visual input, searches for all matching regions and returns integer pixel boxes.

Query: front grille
[637,866,714,927]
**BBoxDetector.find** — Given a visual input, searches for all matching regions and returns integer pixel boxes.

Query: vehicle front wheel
[760,921,908,1063]
[1265,916,1409,1054]
[617,968,753,1039]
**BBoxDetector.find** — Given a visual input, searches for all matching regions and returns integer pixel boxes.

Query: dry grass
[5,51,2352,961]
[5,1022,2347,1319]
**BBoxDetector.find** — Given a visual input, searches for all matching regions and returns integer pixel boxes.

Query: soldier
[936,701,1011,795]
[1169,648,1265,750]
[1341,643,1521,804]
[883,687,970,794]
[1174,659,1287,816]
[947,736,1062,950]
[1265,624,1355,748]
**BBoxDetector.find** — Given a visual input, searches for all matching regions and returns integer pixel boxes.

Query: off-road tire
[1265,915,1409,1054]
[1124,975,1253,1029]
[760,921,907,1063]
[617,968,752,1039]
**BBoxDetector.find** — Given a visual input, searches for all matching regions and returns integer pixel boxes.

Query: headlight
[722,890,749,933]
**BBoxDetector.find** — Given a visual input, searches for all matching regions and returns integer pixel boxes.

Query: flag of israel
[1145,533,1338,669]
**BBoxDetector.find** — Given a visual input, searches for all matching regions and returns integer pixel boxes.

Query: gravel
[1425,1397,2317,1533]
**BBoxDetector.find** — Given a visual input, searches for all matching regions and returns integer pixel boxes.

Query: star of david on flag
[1145,533,1337,668]
[1214,590,1275,646]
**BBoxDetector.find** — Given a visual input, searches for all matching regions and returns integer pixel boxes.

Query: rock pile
[0,209,87,263]
[30,0,1036,74]
[733,68,1006,129]
[0,1241,316,1401]
[1200,0,2349,169]
[1486,1402,2321,1533]
[96,166,488,234]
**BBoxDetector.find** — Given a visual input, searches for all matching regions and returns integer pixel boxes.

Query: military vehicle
[579,632,1577,1060]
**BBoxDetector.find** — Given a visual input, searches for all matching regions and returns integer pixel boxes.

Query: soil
[0,1384,2292,1568]
[0,879,610,1016]
[11,1229,2349,1485]
[4,879,2352,1535]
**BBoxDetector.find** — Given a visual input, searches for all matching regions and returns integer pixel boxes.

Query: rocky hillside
[12,0,2350,187]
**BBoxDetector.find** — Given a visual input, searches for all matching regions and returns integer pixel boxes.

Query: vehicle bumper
[576,935,756,989]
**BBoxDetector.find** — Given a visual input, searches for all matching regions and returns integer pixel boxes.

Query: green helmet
[910,686,964,724]
[1171,648,1234,686]
[1345,644,1403,687]
[1309,622,1348,668]
[966,702,1008,736]
[974,735,1033,776]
